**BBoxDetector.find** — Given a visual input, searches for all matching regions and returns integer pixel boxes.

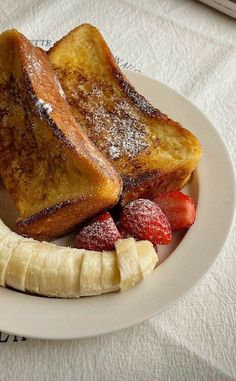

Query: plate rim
[0,70,235,340]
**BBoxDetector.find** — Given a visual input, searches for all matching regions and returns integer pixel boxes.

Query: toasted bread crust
[0,30,122,239]
[49,24,202,204]
[16,196,115,240]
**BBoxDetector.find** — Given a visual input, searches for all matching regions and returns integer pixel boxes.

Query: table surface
[0,1,236,380]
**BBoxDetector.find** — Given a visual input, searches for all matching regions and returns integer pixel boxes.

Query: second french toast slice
[0,30,122,240]
[49,24,202,205]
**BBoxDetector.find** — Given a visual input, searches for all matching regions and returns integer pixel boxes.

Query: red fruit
[118,225,133,239]
[75,212,121,251]
[152,191,196,231]
[120,199,172,245]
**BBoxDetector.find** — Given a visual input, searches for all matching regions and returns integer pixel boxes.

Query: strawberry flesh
[152,191,196,231]
[75,212,121,251]
[120,199,172,245]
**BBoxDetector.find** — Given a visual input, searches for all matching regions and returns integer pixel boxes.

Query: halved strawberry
[120,199,172,245]
[75,212,121,251]
[152,191,196,231]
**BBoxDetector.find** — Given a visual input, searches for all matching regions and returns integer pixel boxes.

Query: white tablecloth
[0,1,236,380]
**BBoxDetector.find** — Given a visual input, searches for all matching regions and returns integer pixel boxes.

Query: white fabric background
[0,0,236,380]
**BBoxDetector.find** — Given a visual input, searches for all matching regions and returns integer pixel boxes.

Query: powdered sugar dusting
[35,98,53,114]
[75,213,121,251]
[59,85,66,98]
[28,60,42,73]
[83,99,149,160]
[55,76,66,99]
[121,199,172,245]
[56,68,151,160]
[25,51,44,77]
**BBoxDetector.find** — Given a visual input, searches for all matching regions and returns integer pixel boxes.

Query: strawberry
[118,225,134,239]
[152,191,196,231]
[120,199,172,245]
[75,212,121,251]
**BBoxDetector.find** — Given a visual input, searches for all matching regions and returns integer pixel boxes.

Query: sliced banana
[80,251,102,296]
[25,244,84,297]
[0,232,22,286]
[0,220,11,235]
[115,238,143,291]
[57,247,85,298]
[0,218,158,298]
[101,250,120,293]
[38,244,66,297]
[25,243,48,295]
[136,241,158,278]
[5,239,36,291]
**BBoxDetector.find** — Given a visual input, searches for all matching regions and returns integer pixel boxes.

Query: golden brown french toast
[0,30,122,240]
[49,24,202,205]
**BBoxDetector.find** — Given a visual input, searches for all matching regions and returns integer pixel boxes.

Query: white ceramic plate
[0,70,235,340]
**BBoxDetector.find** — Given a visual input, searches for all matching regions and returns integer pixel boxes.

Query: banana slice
[136,241,158,278]
[57,247,85,298]
[0,220,11,235]
[0,233,22,286]
[101,250,120,294]
[80,251,102,296]
[25,242,48,295]
[5,239,36,291]
[115,238,142,291]
[26,244,84,297]
[38,244,65,297]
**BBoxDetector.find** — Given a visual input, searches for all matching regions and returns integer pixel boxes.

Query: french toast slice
[0,30,122,240]
[49,24,202,205]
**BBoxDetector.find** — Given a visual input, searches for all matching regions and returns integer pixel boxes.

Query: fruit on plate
[5,240,36,292]
[0,218,158,298]
[80,251,102,296]
[36,246,84,298]
[0,29,122,240]
[120,199,172,245]
[136,241,158,278]
[0,230,22,287]
[115,238,143,291]
[75,212,121,251]
[101,250,120,294]
[152,191,196,231]
[48,23,202,205]
[25,243,50,295]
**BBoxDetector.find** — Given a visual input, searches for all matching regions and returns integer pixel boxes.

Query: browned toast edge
[16,196,117,240]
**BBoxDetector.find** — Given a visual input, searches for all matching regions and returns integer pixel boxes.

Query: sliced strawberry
[152,191,196,231]
[120,199,172,245]
[75,212,121,251]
